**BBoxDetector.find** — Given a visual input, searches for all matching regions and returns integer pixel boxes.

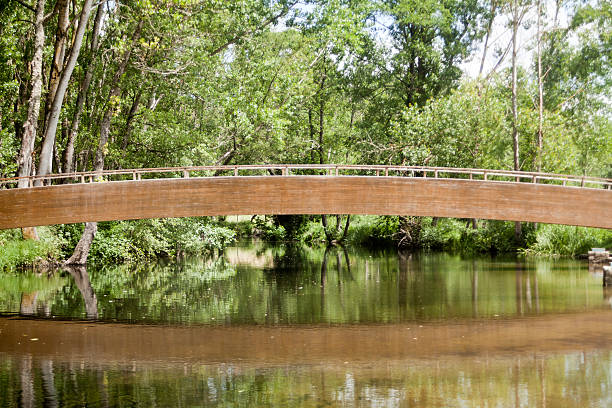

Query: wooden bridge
[1,165,610,229]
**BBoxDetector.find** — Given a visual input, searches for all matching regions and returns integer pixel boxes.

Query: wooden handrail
[1,164,611,190]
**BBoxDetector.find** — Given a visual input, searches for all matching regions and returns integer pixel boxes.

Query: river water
[1,242,611,406]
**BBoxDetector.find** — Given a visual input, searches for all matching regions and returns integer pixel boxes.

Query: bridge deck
[1,165,611,229]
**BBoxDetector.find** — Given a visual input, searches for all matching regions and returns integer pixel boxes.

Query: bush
[420,218,534,254]
[0,227,63,270]
[346,216,398,247]
[525,224,612,256]
[251,216,286,241]
[87,218,237,264]
[301,219,326,245]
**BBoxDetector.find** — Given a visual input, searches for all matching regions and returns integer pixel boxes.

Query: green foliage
[301,219,326,245]
[346,216,399,247]
[88,218,236,264]
[0,240,53,271]
[382,0,488,106]
[526,225,612,257]
[420,219,534,254]
[1,0,609,262]
[390,81,511,168]
[0,228,63,270]
[272,215,310,241]
[251,216,286,241]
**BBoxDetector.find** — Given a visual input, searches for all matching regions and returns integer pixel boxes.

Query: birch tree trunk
[16,0,45,188]
[479,0,497,76]
[93,19,143,173]
[42,0,69,135]
[536,0,544,173]
[63,3,104,174]
[511,0,522,241]
[16,0,46,241]
[37,0,94,182]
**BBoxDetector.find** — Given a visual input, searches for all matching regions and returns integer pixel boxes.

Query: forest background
[0,0,610,268]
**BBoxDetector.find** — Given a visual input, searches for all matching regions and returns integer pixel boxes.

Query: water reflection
[64,266,98,320]
[1,243,612,406]
[0,244,609,324]
[2,352,612,407]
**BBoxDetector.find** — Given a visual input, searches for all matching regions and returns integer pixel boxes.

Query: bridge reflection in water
[1,164,611,229]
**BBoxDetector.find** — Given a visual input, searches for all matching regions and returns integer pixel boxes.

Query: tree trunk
[37,0,94,181]
[42,0,69,135]
[318,97,324,164]
[321,215,333,242]
[308,107,315,162]
[121,90,142,149]
[511,3,519,173]
[93,19,143,173]
[16,0,46,241]
[341,215,351,241]
[65,266,98,319]
[511,0,522,241]
[67,19,143,264]
[63,3,104,174]
[479,0,496,76]
[536,0,543,173]
[16,0,45,189]
[65,222,97,265]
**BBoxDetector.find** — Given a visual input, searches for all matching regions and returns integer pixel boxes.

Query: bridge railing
[1,164,611,190]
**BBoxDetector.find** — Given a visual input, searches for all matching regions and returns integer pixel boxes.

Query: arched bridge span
[1,165,610,229]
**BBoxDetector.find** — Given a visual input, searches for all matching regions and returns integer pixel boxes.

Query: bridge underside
[0,176,610,229]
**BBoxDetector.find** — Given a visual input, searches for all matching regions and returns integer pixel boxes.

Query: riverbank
[1,216,610,271]
[221,215,612,256]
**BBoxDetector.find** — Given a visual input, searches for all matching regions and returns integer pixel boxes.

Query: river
[1,242,611,406]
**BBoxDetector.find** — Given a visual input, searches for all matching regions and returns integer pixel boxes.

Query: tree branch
[12,0,35,13]
[208,1,298,56]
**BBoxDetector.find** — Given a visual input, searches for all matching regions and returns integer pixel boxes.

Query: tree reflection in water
[64,266,98,320]
[1,245,612,406]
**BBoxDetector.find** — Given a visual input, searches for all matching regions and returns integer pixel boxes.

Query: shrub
[346,216,398,247]
[0,227,63,270]
[526,224,612,256]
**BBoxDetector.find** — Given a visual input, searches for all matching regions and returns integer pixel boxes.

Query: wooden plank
[0,176,610,229]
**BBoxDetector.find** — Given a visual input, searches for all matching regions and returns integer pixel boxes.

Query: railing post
[434,170,438,178]
[532,175,537,183]
[183,170,190,178]
[234,167,238,177]
[376,170,380,176]
[133,172,137,181]
[423,170,427,178]
[335,167,338,176]
[80,175,85,183]
[385,168,389,177]
[28,177,33,188]
[581,177,585,187]
[469,173,473,180]
[483,172,487,181]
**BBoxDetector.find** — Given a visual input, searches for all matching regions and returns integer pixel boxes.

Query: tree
[36,0,94,182]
